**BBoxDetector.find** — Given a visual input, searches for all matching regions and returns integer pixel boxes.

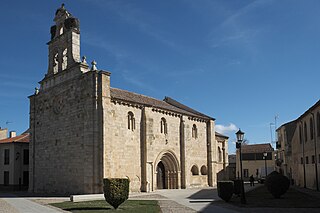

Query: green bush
[265,171,290,198]
[103,178,130,209]
[217,181,234,202]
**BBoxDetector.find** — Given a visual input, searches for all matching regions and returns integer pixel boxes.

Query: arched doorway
[155,151,179,189]
[156,161,165,189]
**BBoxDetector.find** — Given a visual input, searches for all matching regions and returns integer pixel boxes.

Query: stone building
[236,143,275,180]
[277,100,320,190]
[29,5,228,195]
[0,131,29,190]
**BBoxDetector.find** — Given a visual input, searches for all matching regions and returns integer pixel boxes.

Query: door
[156,161,165,189]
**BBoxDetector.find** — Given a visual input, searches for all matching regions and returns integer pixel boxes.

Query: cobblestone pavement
[158,200,196,213]
[0,199,19,213]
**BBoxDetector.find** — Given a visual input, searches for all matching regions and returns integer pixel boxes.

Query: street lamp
[263,151,268,177]
[236,129,246,204]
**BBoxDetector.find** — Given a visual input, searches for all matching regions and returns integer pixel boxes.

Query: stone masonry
[29,4,228,195]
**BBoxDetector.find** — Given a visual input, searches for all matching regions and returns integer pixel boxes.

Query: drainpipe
[311,112,319,191]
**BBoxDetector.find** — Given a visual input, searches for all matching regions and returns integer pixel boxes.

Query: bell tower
[47,4,81,76]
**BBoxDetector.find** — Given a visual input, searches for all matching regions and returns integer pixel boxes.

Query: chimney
[10,131,16,138]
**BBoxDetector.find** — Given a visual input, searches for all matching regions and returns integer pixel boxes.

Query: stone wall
[29,70,103,195]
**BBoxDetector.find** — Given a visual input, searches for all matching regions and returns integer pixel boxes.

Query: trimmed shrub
[103,178,130,209]
[233,179,242,195]
[217,181,234,202]
[265,171,290,198]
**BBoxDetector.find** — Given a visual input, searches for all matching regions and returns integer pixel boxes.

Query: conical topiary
[103,178,130,209]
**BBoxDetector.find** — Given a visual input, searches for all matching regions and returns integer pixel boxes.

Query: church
[29,5,228,195]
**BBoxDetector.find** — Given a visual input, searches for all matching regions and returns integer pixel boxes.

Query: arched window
[200,165,207,175]
[218,147,222,162]
[160,117,167,134]
[317,112,320,137]
[310,117,314,140]
[192,124,197,139]
[128,111,135,131]
[191,165,199,176]
[62,48,68,70]
[304,122,308,142]
[53,53,58,74]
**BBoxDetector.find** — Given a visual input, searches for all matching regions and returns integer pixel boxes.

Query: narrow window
[218,147,222,162]
[192,124,198,139]
[4,149,9,165]
[23,171,29,186]
[62,48,68,70]
[310,117,314,140]
[191,165,199,176]
[312,155,315,164]
[23,149,29,165]
[4,171,9,185]
[304,122,308,142]
[128,112,135,131]
[306,156,309,164]
[301,157,303,164]
[160,118,167,134]
[53,53,58,74]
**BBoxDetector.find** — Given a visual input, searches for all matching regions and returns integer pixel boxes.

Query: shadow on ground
[199,185,320,213]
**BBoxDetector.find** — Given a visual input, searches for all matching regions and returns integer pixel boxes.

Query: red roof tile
[0,133,30,143]
[241,143,274,153]
[110,87,213,120]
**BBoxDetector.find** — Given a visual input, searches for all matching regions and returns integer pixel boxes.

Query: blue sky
[0,0,319,154]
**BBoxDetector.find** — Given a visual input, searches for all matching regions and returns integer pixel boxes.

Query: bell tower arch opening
[155,151,180,189]
[47,4,81,76]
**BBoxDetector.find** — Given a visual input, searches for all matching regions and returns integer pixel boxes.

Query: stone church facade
[29,5,228,195]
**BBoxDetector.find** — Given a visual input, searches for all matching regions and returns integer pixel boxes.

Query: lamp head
[236,129,245,142]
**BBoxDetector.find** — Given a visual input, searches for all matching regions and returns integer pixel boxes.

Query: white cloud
[215,123,238,134]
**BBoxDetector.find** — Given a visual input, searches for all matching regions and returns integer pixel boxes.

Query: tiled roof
[0,133,30,144]
[298,99,320,120]
[110,88,213,120]
[241,143,274,153]
[215,132,229,139]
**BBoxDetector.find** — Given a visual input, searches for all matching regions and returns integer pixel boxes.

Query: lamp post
[263,152,268,177]
[236,129,246,204]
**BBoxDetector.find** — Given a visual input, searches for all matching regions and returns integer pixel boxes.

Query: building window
[218,147,222,162]
[191,165,199,175]
[317,112,320,137]
[4,171,9,185]
[301,157,303,164]
[127,111,135,131]
[319,154,320,163]
[23,171,29,186]
[312,155,315,164]
[200,165,207,175]
[310,117,314,140]
[4,149,9,165]
[304,122,308,142]
[23,149,29,165]
[160,117,168,134]
[192,124,198,139]
[244,169,249,178]
[306,156,309,164]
